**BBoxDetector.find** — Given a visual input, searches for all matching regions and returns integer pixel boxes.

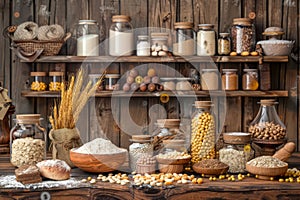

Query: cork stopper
[30,72,46,76]
[233,18,252,26]
[112,15,131,23]
[194,101,213,108]
[174,22,194,29]
[223,132,251,144]
[49,71,64,76]
[259,99,277,106]
[198,24,214,30]
[16,114,41,124]
[131,135,152,143]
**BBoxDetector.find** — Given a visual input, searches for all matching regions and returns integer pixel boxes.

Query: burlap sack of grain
[49,128,82,167]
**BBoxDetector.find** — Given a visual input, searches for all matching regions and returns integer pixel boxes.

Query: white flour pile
[74,138,127,154]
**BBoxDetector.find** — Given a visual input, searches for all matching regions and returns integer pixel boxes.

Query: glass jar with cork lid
[197,24,216,56]
[49,71,64,91]
[30,72,47,91]
[173,22,196,56]
[222,69,239,91]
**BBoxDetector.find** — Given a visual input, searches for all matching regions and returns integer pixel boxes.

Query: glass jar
[10,114,46,167]
[76,20,100,56]
[222,69,238,91]
[151,32,169,56]
[191,101,216,164]
[129,135,153,171]
[218,33,231,55]
[219,132,254,173]
[231,18,256,54]
[173,22,195,56]
[105,74,120,91]
[249,99,287,141]
[197,24,216,56]
[89,74,105,92]
[201,69,219,90]
[162,139,187,154]
[136,35,150,56]
[49,71,64,91]
[109,15,134,56]
[242,69,259,90]
[30,72,47,91]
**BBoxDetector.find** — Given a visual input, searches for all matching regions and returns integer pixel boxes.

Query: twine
[13,22,38,40]
[37,24,65,41]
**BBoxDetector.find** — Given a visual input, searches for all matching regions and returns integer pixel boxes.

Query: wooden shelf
[21,90,289,98]
[21,55,289,63]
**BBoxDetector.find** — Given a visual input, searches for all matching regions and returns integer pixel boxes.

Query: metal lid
[174,22,194,29]
[112,15,131,22]
[30,72,46,76]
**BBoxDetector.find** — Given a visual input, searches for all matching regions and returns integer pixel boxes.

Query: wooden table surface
[1,153,300,200]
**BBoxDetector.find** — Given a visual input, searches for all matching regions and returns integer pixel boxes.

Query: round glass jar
[242,69,259,90]
[191,101,216,164]
[151,32,169,56]
[129,135,153,171]
[109,15,134,56]
[197,24,216,56]
[136,35,150,56]
[231,18,256,54]
[201,69,219,90]
[49,71,64,91]
[10,114,46,167]
[76,20,100,56]
[249,99,287,141]
[105,74,120,91]
[173,22,195,56]
[30,72,47,91]
[221,69,238,91]
[219,132,254,173]
[89,74,105,92]
[218,33,231,55]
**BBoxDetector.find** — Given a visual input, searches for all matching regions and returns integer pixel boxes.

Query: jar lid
[105,74,120,78]
[233,18,252,26]
[89,74,103,78]
[16,114,41,123]
[163,139,185,145]
[198,24,214,29]
[156,119,180,127]
[138,35,149,40]
[201,68,219,72]
[112,15,131,22]
[219,33,230,37]
[243,69,257,72]
[223,132,251,144]
[131,135,152,143]
[30,72,46,76]
[194,101,213,108]
[259,99,277,106]
[151,32,169,39]
[79,19,97,24]
[222,69,238,72]
[174,22,194,29]
[49,71,64,76]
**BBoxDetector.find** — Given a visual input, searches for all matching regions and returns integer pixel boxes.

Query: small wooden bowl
[136,164,156,174]
[192,164,229,175]
[156,156,190,165]
[246,163,288,180]
[158,163,183,173]
[70,148,127,173]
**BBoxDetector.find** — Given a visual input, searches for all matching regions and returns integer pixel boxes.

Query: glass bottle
[218,33,231,55]
[242,69,259,90]
[201,69,219,90]
[197,24,216,56]
[109,15,134,56]
[49,71,64,91]
[136,35,150,56]
[76,20,100,56]
[30,72,47,91]
[249,99,287,141]
[191,101,216,164]
[222,69,238,91]
[231,18,256,54]
[173,22,196,56]
[219,132,254,173]
[10,114,46,167]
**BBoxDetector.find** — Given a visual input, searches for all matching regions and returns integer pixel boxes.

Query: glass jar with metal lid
[197,24,216,56]
[109,15,134,56]
[221,69,238,91]
[10,114,46,167]
[136,35,150,56]
[30,72,47,91]
[173,22,196,56]
[49,71,64,91]
[76,20,100,56]
[218,33,231,55]
[242,69,259,90]
[201,68,219,90]
[231,18,256,54]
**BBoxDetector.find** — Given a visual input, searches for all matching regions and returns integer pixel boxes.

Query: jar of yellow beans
[30,72,47,91]
[49,71,64,91]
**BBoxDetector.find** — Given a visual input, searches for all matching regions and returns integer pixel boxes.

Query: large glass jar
[218,33,231,55]
[197,24,216,56]
[191,101,216,164]
[249,100,287,141]
[201,68,219,90]
[173,22,195,56]
[231,18,256,54]
[129,135,153,171]
[109,15,134,56]
[242,69,259,90]
[76,20,100,56]
[10,114,46,167]
[219,132,254,173]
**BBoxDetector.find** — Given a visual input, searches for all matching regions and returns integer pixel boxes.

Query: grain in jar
[173,22,195,56]
[49,71,64,91]
[191,101,216,164]
[30,72,47,91]
[197,24,216,56]
[136,35,150,56]
[242,69,258,90]
[218,33,231,55]
[221,69,238,90]
[201,69,219,90]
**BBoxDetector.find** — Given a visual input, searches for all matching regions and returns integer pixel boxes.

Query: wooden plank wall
[1,0,299,150]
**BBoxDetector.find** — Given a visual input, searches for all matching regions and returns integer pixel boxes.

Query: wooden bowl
[158,163,184,173]
[156,156,190,165]
[69,148,127,173]
[246,163,288,180]
[192,164,229,175]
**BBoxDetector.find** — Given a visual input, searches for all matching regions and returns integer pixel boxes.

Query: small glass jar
[10,114,46,167]
[218,33,231,55]
[175,77,192,90]
[129,135,153,171]
[231,18,256,54]
[222,69,238,91]
[197,24,216,56]
[105,74,120,91]
[76,20,100,56]
[162,139,187,154]
[191,101,216,164]
[109,15,134,56]
[30,72,47,91]
[173,22,195,56]
[136,35,150,56]
[89,74,105,92]
[242,69,259,90]
[49,71,64,91]
[219,132,254,173]
[201,69,219,90]
[151,32,169,56]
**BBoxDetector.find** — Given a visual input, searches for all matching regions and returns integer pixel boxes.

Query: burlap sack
[49,128,82,167]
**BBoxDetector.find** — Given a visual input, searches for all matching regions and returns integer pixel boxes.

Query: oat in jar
[201,69,219,90]
[221,69,238,90]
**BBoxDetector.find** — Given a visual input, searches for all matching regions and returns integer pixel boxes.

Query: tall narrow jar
[109,15,134,56]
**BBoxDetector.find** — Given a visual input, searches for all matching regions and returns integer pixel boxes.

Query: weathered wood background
[0,0,299,150]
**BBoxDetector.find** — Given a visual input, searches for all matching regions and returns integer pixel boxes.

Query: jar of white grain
[173,22,196,56]
[197,24,216,56]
